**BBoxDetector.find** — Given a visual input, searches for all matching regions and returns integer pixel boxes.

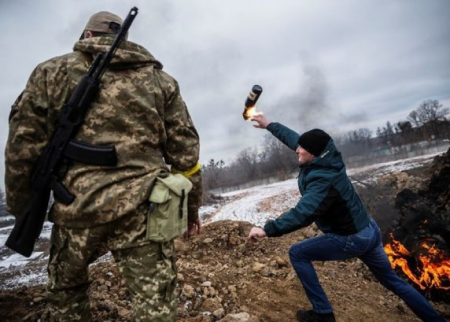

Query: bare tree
[395,121,416,144]
[337,128,373,156]
[261,134,298,180]
[406,100,450,139]
[376,121,396,146]
[407,110,421,127]
[233,148,260,182]
[416,99,449,124]
[396,121,412,132]
[202,158,226,190]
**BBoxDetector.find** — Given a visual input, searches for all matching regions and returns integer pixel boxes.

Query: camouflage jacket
[5,36,202,228]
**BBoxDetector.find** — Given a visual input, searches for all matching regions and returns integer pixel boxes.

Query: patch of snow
[0,252,45,268]
[3,269,48,289]
[0,215,14,222]
[211,179,298,227]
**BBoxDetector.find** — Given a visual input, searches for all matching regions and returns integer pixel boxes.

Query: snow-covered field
[0,151,445,290]
[202,152,445,226]
[0,222,52,288]
[207,179,299,227]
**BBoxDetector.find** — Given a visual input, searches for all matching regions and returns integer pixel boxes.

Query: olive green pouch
[147,173,193,242]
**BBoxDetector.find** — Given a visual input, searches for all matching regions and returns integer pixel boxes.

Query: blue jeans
[288,218,445,321]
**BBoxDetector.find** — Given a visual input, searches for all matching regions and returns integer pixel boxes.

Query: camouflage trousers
[46,203,177,321]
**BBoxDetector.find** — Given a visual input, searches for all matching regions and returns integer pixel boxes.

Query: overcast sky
[1,0,449,185]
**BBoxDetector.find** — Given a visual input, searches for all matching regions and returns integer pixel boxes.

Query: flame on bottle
[243,85,263,120]
[243,106,263,120]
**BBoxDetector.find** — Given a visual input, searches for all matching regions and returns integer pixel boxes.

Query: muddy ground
[1,221,449,322]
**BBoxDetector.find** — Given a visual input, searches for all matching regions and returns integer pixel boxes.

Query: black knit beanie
[298,129,331,157]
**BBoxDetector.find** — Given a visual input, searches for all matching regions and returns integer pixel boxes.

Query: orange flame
[384,233,450,291]
[243,106,263,120]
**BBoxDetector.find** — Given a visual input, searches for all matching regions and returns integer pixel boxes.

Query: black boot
[296,309,336,322]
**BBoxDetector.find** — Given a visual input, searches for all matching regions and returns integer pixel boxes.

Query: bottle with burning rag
[243,85,263,120]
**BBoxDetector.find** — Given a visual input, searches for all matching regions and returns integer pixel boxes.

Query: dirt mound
[1,150,450,321]
[1,219,449,321]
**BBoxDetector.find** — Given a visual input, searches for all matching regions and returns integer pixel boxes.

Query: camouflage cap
[84,11,123,34]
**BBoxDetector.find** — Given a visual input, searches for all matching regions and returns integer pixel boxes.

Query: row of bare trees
[202,135,298,194]
[335,100,450,157]
[203,99,450,194]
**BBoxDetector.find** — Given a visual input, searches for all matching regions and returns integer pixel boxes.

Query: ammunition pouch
[147,172,193,242]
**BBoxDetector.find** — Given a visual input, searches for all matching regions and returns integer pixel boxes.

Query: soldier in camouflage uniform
[5,11,202,322]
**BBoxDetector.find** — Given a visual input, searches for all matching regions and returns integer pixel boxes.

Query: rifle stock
[5,190,50,257]
[5,7,138,257]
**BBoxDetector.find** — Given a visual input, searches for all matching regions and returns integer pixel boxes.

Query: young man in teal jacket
[248,115,445,322]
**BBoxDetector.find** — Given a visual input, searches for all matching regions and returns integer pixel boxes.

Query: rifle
[5,7,139,257]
